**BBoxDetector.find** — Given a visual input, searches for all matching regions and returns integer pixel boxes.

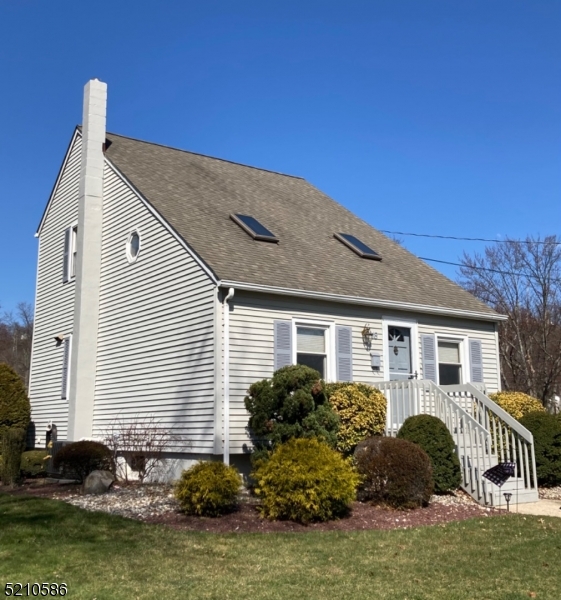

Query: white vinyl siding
[226,291,500,452]
[28,134,82,444]
[92,164,216,453]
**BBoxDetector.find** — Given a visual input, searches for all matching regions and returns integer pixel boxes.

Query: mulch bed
[143,501,497,534]
[1,480,499,534]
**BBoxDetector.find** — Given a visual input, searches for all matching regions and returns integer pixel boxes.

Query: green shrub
[244,365,339,459]
[20,450,49,478]
[325,383,386,454]
[0,363,30,441]
[519,412,561,487]
[0,428,26,486]
[253,437,359,523]
[175,461,242,517]
[489,391,545,421]
[397,415,461,494]
[354,436,433,509]
[53,441,114,482]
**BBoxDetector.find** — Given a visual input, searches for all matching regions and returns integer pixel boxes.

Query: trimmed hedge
[0,428,26,486]
[53,441,114,482]
[397,415,461,494]
[244,365,339,460]
[489,391,545,421]
[253,437,359,523]
[0,363,30,441]
[325,383,386,454]
[354,436,434,509]
[519,412,561,487]
[20,450,49,478]
[175,461,242,517]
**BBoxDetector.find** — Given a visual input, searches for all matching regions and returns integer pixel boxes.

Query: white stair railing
[441,383,538,494]
[374,379,496,504]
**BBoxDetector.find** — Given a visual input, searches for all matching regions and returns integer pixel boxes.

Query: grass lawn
[1,495,560,599]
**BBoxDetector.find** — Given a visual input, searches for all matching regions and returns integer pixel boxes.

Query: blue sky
[0,1,559,314]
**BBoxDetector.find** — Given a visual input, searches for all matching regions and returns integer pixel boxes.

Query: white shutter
[274,320,292,371]
[421,334,437,382]
[336,326,353,382]
[62,227,71,283]
[61,335,72,399]
[469,338,483,383]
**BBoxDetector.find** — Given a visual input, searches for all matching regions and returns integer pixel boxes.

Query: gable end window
[61,335,72,400]
[126,229,142,263]
[62,225,78,283]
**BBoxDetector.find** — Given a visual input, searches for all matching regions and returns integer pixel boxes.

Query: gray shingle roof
[104,132,497,319]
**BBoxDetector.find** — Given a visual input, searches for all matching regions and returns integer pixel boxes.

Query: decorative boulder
[83,470,114,495]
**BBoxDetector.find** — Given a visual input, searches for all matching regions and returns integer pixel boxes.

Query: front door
[388,326,412,381]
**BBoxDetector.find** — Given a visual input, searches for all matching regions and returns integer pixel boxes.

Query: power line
[381,230,561,245]
[419,256,561,283]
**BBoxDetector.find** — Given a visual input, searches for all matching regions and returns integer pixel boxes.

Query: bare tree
[102,416,186,483]
[458,235,561,403]
[0,302,34,388]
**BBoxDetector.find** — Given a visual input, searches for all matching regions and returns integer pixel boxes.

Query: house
[29,80,537,503]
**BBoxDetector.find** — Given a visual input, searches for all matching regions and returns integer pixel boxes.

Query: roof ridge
[105,130,305,180]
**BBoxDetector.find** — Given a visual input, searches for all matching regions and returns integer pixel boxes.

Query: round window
[127,230,141,263]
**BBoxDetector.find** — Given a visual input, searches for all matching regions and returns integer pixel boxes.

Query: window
[62,225,78,283]
[334,233,381,260]
[230,213,278,242]
[61,335,72,400]
[126,229,141,263]
[296,326,327,378]
[70,226,78,278]
[438,340,462,385]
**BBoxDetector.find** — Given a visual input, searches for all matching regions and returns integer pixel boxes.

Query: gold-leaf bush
[325,383,386,454]
[489,391,545,421]
[175,461,242,517]
[253,437,359,523]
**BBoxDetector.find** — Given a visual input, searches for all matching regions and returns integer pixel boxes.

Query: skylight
[334,233,381,260]
[230,214,278,242]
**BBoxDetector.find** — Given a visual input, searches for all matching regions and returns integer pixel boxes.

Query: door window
[388,326,412,380]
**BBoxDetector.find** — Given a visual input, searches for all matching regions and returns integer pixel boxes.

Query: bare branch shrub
[102,416,188,483]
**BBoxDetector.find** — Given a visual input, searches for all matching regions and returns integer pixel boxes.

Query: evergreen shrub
[175,461,242,517]
[354,436,433,509]
[253,437,359,523]
[325,383,386,454]
[519,412,561,487]
[0,428,26,486]
[0,363,31,440]
[397,415,461,493]
[489,391,545,421]
[20,450,49,478]
[244,365,339,460]
[53,441,114,482]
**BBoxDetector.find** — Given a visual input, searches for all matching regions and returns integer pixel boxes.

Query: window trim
[230,213,278,243]
[435,334,469,386]
[126,228,142,264]
[291,318,336,381]
[63,222,78,283]
[382,317,419,380]
[334,232,382,260]
[61,334,72,400]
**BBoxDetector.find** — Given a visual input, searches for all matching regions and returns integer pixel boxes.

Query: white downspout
[223,287,235,465]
